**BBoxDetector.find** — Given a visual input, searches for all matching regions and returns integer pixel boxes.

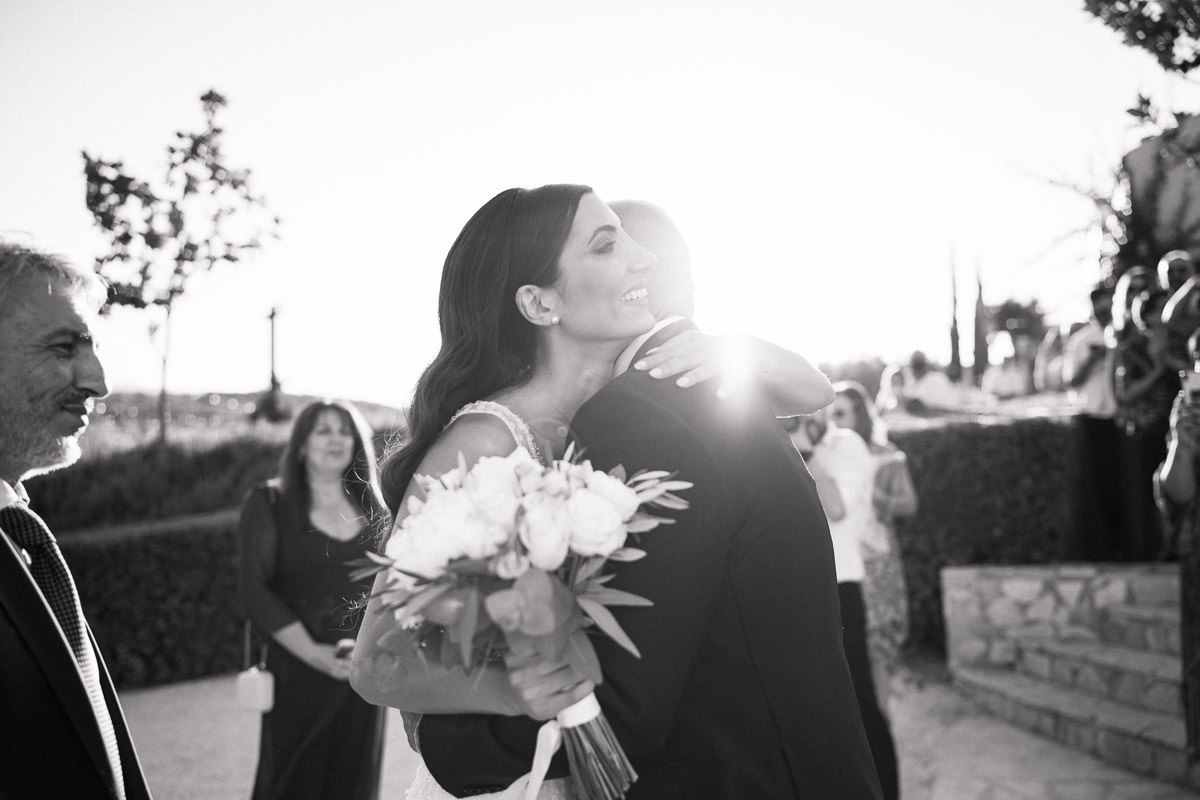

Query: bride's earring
[550,315,560,325]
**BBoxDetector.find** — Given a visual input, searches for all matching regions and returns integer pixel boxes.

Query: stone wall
[942,563,1178,669]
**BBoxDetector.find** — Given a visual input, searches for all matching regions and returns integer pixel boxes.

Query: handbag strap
[243,619,268,670]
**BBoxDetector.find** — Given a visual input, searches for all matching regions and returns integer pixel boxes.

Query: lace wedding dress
[404,401,576,800]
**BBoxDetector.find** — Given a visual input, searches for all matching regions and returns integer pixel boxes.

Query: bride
[350,184,831,798]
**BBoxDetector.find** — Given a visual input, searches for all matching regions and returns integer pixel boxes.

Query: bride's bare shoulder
[416,412,520,478]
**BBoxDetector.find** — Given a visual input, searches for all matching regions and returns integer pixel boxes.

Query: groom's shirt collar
[613,316,689,377]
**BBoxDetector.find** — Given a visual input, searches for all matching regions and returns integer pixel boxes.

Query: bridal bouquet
[355,444,690,800]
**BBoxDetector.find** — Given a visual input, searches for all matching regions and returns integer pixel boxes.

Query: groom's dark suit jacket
[419,320,882,799]
[0,503,153,800]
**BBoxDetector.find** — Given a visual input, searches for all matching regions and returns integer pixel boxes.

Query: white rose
[585,470,640,521]
[519,495,571,570]
[427,490,506,561]
[565,488,627,556]
[385,530,446,589]
[505,446,537,468]
[465,455,521,529]
[542,470,570,497]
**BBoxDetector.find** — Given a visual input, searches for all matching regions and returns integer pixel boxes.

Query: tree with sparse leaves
[83,90,279,442]
[1084,0,1200,73]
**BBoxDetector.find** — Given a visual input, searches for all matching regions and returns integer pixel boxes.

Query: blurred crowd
[1057,250,1200,563]
[869,251,1200,564]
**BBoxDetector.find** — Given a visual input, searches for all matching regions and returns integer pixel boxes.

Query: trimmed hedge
[27,429,398,534]
[890,415,1074,652]
[61,511,243,688]
[28,437,283,534]
[56,415,1074,687]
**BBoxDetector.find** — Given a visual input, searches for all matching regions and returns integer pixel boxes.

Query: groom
[418,202,882,798]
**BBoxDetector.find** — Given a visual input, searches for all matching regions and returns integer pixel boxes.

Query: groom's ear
[514,284,561,327]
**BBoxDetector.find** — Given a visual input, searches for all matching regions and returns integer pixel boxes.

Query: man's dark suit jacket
[0,513,153,800]
[419,320,883,799]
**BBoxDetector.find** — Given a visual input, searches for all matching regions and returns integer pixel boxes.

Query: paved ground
[121,657,1198,800]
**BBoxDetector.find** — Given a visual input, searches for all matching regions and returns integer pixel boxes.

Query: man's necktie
[0,504,126,800]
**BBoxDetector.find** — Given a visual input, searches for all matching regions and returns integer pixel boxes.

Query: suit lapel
[0,529,121,796]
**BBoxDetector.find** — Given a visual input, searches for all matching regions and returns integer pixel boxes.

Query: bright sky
[4,0,1199,406]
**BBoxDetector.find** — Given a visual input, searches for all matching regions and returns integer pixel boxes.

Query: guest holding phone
[239,400,387,800]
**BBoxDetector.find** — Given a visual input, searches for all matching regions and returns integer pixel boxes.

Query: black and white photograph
[2,1,1199,798]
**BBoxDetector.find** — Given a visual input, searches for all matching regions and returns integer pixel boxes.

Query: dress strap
[446,400,545,465]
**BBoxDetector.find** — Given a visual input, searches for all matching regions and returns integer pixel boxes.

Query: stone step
[955,666,1197,790]
[1126,569,1181,607]
[1015,637,1182,716]
[1098,604,1182,657]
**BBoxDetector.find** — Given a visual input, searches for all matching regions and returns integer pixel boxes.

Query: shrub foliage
[26,428,397,533]
[62,511,244,688]
[891,416,1074,651]
[53,415,1073,687]
[28,436,284,533]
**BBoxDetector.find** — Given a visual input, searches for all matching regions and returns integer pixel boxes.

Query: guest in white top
[898,351,958,415]
[1061,284,1125,560]
[785,410,900,800]
[1063,286,1117,418]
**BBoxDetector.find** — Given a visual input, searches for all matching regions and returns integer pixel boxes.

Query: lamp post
[268,306,280,393]
[254,306,289,421]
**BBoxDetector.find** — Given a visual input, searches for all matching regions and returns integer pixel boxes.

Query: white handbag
[237,621,274,713]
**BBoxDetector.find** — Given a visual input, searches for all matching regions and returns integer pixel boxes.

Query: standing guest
[1062,285,1123,560]
[1114,275,1178,561]
[787,409,900,800]
[875,363,906,416]
[0,242,153,799]
[239,399,387,800]
[898,351,957,414]
[1033,326,1069,393]
[831,381,917,712]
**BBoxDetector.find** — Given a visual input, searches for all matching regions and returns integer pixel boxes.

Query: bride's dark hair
[379,184,592,515]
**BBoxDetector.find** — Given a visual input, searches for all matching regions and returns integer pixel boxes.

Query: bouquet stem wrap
[515,693,636,800]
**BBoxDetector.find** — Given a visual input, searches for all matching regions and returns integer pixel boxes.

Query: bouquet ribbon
[498,694,602,800]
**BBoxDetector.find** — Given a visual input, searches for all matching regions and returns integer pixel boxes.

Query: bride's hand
[633,330,743,395]
[635,330,833,414]
[505,644,596,721]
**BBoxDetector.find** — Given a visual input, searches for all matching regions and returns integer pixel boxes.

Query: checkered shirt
[0,504,126,800]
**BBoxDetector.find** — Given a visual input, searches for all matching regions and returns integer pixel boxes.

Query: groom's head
[609,200,694,320]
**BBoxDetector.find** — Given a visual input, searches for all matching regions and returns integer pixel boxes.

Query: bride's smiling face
[548,193,657,343]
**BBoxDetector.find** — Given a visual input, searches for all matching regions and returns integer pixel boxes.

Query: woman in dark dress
[239,399,388,800]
